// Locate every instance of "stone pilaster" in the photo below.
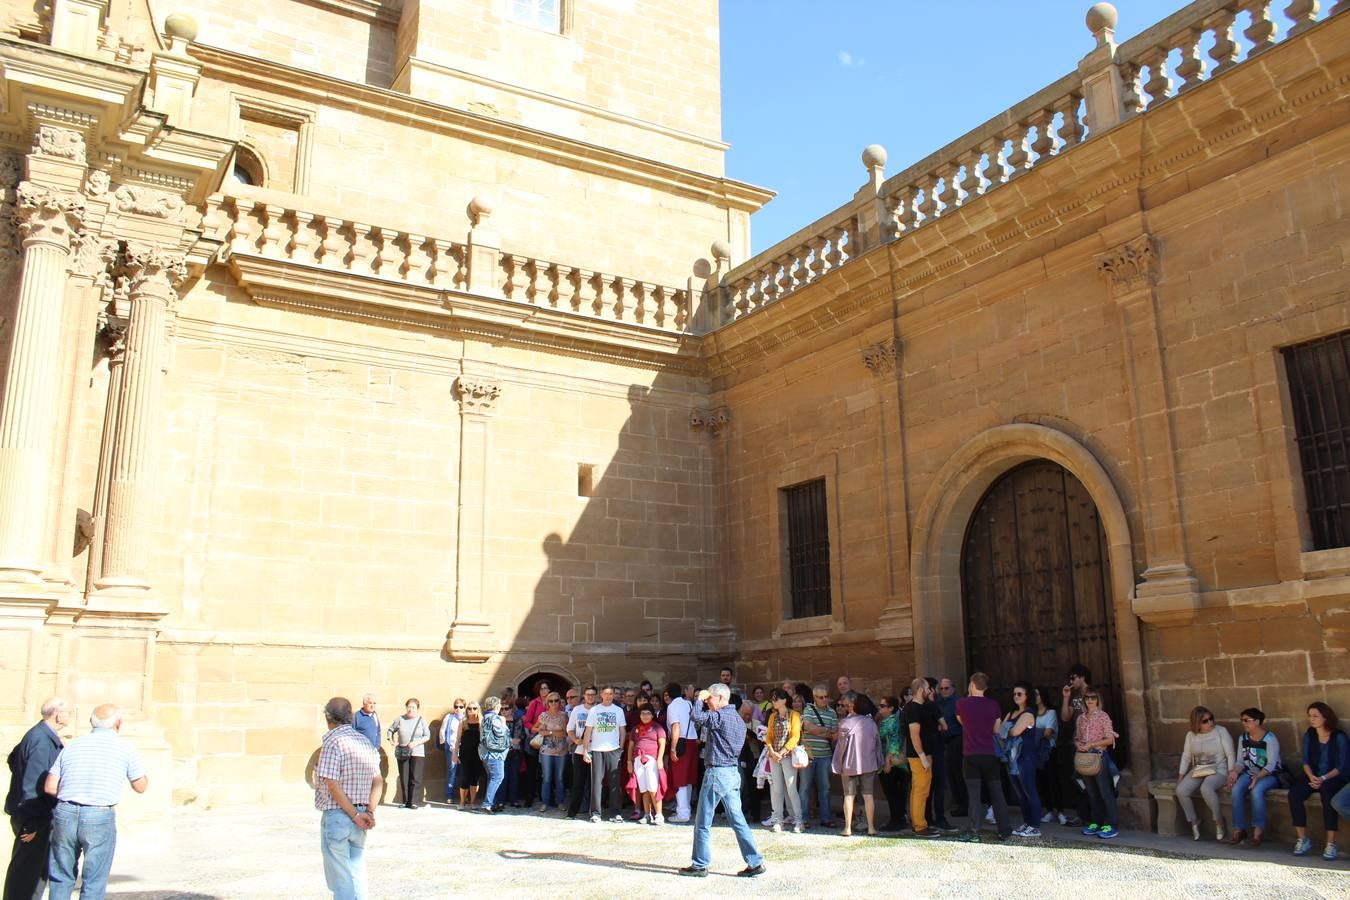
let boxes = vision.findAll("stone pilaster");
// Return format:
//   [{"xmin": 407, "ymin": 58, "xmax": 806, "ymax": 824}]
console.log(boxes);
[
  {"xmin": 689, "ymin": 405, "xmax": 733, "ymax": 650},
  {"xmin": 0, "ymin": 184, "xmax": 84, "ymax": 591},
  {"xmin": 445, "ymin": 374, "xmax": 501, "ymax": 661},
  {"xmin": 1098, "ymin": 234, "xmax": 1199, "ymax": 623},
  {"xmin": 87, "ymin": 245, "xmax": 184, "ymax": 613},
  {"xmin": 863, "ymin": 336, "xmax": 915, "ymax": 651}
]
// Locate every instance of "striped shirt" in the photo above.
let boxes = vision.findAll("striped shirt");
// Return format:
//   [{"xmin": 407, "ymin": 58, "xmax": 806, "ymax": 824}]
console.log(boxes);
[
  {"xmin": 801, "ymin": 704, "xmax": 837, "ymax": 759},
  {"xmin": 314, "ymin": 725, "xmax": 379, "ymax": 812},
  {"xmin": 50, "ymin": 729, "xmax": 145, "ymax": 807}
]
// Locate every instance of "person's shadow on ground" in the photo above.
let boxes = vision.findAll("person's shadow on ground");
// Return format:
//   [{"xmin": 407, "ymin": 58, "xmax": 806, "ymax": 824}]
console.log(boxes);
[{"xmin": 499, "ymin": 849, "xmax": 702, "ymax": 876}]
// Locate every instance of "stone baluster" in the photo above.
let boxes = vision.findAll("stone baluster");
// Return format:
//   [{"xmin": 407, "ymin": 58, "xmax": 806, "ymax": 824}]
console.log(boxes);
[
  {"xmin": 1243, "ymin": 1, "xmax": 1278, "ymax": 54},
  {"xmin": 1207, "ymin": 8, "xmax": 1241, "ymax": 74},
  {"xmin": 982, "ymin": 136, "xmax": 1011, "ymax": 188},
  {"xmin": 611, "ymin": 276, "xmax": 630, "ymax": 320},
  {"xmin": 887, "ymin": 187, "xmax": 917, "ymax": 235},
  {"xmin": 372, "ymin": 227, "xmax": 402, "ymax": 277},
  {"xmin": 1120, "ymin": 63, "xmax": 1144, "ymax": 117},
  {"xmin": 1054, "ymin": 93, "xmax": 1086, "ymax": 147},
  {"xmin": 674, "ymin": 288, "xmax": 690, "ymax": 331},
  {"xmin": 1284, "ymin": 0, "xmax": 1320, "ymax": 35},
  {"xmin": 1141, "ymin": 48, "xmax": 1174, "ymax": 107},
  {"xmin": 228, "ymin": 198, "xmax": 259, "ymax": 255},
  {"xmin": 588, "ymin": 271, "xmax": 607, "ymax": 316},
  {"xmin": 90, "ymin": 245, "xmax": 185, "ymax": 604},
  {"xmin": 633, "ymin": 280, "xmax": 650, "ymax": 324},
  {"xmin": 732, "ymin": 279, "xmax": 749, "ymax": 316},
  {"xmin": 1173, "ymin": 28, "xmax": 1207, "ymax": 93},
  {"xmin": 558, "ymin": 266, "xmax": 580, "ymax": 311},
  {"xmin": 806, "ymin": 234, "xmax": 828, "ymax": 280},
  {"xmin": 1004, "ymin": 124, "xmax": 1032, "ymax": 179},
  {"xmin": 775, "ymin": 253, "xmax": 795, "ymax": 296},
  {"xmin": 345, "ymin": 223, "xmax": 376, "ymax": 274},
  {"xmin": 287, "ymin": 211, "xmax": 318, "ymax": 263},
  {"xmin": 932, "ymin": 165, "xmax": 958, "ymax": 216},
  {"xmin": 1030, "ymin": 110, "xmax": 1056, "ymax": 163},
  {"xmin": 400, "ymin": 234, "xmax": 430, "ymax": 283},
  {"xmin": 823, "ymin": 224, "xmax": 847, "ymax": 269},
  {"xmin": 525, "ymin": 259, "xmax": 543, "ymax": 304},
  {"xmin": 543, "ymin": 263, "xmax": 562, "ymax": 308},
  {"xmin": 571, "ymin": 268, "xmax": 593, "ymax": 313},
  {"xmin": 428, "ymin": 238, "xmax": 458, "ymax": 288},
  {"xmin": 259, "ymin": 204, "xmax": 289, "ymax": 258},
  {"xmin": 0, "ymin": 185, "xmax": 84, "ymax": 588},
  {"xmin": 315, "ymin": 215, "xmax": 346, "ymax": 267},
  {"xmin": 957, "ymin": 152, "xmax": 984, "ymax": 202},
  {"xmin": 916, "ymin": 173, "xmax": 940, "ymax": 222}
]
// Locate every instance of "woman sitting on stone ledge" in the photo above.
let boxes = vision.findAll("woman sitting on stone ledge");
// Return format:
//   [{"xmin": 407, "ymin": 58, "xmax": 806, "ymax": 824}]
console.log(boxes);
[
  {"xmin": 1176, "ymin": 705, "xmax": 1234, "ymax": 842},
  {"xmin": 1226, "ymin": 708, "xmax": 1283, "ymax": 848},
  {"xmin": 1290, "ymin": 702, "xmax": 1348, "ymax": 861}
]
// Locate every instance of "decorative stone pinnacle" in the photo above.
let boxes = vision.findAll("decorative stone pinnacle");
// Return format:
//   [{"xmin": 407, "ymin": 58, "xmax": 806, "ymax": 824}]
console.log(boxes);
[
  {"xmin": 862, "ymin": 144, "xmax": 888, "ymax": 171},
  {"xmin": 468, "ymin": 195, "xmax": 494, "ymax": 227},
  {"xmin": 710, "ymin": 239, "xmax": 731, "ymax": 264},
  {"xmin": 1086, "ymin": 3, "xmax": 1118, "ymax": 46},
  {"xmin": 164, "ymin": 12, "xmax": 199, "ymax": 42}
]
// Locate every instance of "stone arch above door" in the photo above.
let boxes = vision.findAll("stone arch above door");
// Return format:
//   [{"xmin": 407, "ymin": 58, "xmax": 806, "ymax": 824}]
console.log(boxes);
[{"xmin": 909, "ymin": 423, "xmax": 1149, "ymax": 794}]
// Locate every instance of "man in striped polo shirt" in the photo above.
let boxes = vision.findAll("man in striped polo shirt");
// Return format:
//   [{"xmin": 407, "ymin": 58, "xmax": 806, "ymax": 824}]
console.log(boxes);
[
  {"xmin": 42, "ymin": 704, "xmax": 147, "ymax": 900},
  {"xmin": 315, "ymin": 696, "xmax": 382, "ymax": 900}
]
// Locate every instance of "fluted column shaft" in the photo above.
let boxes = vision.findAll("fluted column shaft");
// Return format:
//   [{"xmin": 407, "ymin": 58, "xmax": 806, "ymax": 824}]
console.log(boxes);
[
  {"xmin": 0, "ymin": 186, "xmax": 83, "ymax": 584},
  {"xmin": 94, "ymin": 248, "xmax": 182, "ymax": 595}
]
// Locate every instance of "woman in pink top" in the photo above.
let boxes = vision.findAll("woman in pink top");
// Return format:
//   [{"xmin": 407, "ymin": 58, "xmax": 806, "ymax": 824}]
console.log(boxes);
[
  {"xmin": 832, "ymin": 692, "xmax": 885, "ymax": 836},
  {"xmin": 1073, "ymin": 692, "xmax": 1120, "ymax": 839},
  {"xmin": 626, "ymin": 704, "xmax": 668, "ymax": 825}
]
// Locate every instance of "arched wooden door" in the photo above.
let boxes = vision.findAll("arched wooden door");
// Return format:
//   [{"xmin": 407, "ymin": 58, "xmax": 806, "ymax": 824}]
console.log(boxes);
[{"xmin": 960, "ymin": 460, "xmax": 1127, "ymax": 765}]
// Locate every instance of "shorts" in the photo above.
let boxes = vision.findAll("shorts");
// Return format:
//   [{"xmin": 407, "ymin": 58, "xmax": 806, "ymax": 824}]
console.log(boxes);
[
  {"xmin": 841, "ymin": 770, "xmax": 876, "ymax": 797},
  {"xmin": 634, "ymin": 755, "xmax": 661, "ymax": 793}
]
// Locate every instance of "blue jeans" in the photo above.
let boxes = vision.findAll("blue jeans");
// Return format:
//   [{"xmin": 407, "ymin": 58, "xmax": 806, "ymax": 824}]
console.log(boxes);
[
  {"xmin": 1013, "ymin": 761, "xmax": 1042, "ymax": 827},
  {"xmin": 690, "ymin": 766, "xmax": 763, "ymax": 871},
  {"xmin": 1333, "ymin": 782, "xmax": 1350, "ymax": 821},
  {"xmin": 445, "ymin": 758, "xmax": 459, "ymax": 801},
  {"xmin": 797, "ymin": 755, "xmax": 833, "ymax": 822},
  {"xmin": 540, "ymin": 753, "xmax": 566, "ymax": 806},
  {"xmin": 482, "ymin": 755, "xmax": 506, "ymax": 810},
  {"xmin": 48, "ymin": 801, "xmax": 116, "ymax": 900},
  {"xmin": 319, "ymin": 808, "xmax": 367, "ymax": 900},
  {"xmin": 1231, "ymin": 771, "xmax": 1278, "ymax": 829},
  {"xmin": 1082, "ymin": 765, "xmax": 1117, "ymax": 828}
]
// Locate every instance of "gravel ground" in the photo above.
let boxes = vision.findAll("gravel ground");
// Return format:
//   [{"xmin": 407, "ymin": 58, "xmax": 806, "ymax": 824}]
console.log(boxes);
[{"xmin": 99, "ymin": 803, "xmax": 1349, "ymax": 899}]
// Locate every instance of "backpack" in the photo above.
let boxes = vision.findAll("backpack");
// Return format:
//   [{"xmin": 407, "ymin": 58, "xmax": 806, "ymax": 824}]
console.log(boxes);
[{"xmin": 480, "ymin": 713, "xmax": 510, "ymax": 755}]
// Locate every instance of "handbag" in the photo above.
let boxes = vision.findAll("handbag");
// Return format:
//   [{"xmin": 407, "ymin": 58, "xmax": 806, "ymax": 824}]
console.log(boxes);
[
  {"xmin": 790, "ymin": 745, "xmax": 810, "ymax": 769},
  {"xmin": 394, "ymin": 744, "xmax": 410, "ymax": 761},
  {"xmin": 529, "ymin": 732, "xmax": 545, "ymax": 750},
  {"xmin": 1074, "ymin": 750, "xmax": 1103, "ymax": 777},
  {"xmin": 1188, "ymin": 764, "xmax": 1217, "ymax": 779}
]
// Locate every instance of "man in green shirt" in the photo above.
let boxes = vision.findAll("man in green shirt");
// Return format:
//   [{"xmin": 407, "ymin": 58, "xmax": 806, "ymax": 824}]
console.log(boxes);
[{"xmin": 797, "ymin": 684, "xmax": 838, "ymax": 827}]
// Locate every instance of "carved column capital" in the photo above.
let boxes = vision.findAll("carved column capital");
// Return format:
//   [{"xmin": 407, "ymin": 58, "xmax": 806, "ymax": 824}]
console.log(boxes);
[
  {"xmin": 690, "ymin": 407, "xmax": 730, "ymax": 437},
  {"xmin": 861, "ymin": 337, "xmax": 899, "ymax": 375},
  {"xmin": 1096, "ymin": 235, "xmax": 1156, "ymax": 300},
  {"xmin": 14, "ymin": 183, "xmax": 85, "ymax": 251},
  {"xmin": 454, "ymin": 376, "xmax": 501, "ymax": 414},
  {"xmin": 123, "ymin": 243, "xmax": 187, "ymax": 303}
]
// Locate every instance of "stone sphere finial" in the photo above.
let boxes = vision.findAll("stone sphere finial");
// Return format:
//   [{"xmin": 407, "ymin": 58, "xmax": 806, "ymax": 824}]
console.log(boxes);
[
  {"xmin": 1085, "ymin": 3, "xmax": 1117, "ymax": 35},
  {"xmin": 164, "ymin": 12, "xmax": 199, "ymax": 42},
  {"xmin": 862, "ymin": 144, "xmax": 887, "ymax": 170},
  {"xmin": 710, "ymin": 239, "xmax": 731, "ymax": 263},
  {"xmin": 468, "ymin": 195, "xmax": 493, "ymax": 224}
]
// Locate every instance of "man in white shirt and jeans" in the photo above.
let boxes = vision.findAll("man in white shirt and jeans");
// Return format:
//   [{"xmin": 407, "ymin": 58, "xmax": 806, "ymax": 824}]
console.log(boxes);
[{"xmin": 582, "ymin": 686, "xmax": 627, "ymax": 823}]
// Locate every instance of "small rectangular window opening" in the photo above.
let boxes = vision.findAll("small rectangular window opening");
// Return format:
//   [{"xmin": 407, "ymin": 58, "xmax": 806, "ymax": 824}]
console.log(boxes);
[
  {"xmin": 782, "ymin": 478, "xmax": 832, "ymax": 619},
  {"xmin": 578, "ymin": 463, "xmax": 596, "ymax": 498},
  {"xmin": 1282, "ymin": 329, "xmax": 1350, "ymax": 550}
]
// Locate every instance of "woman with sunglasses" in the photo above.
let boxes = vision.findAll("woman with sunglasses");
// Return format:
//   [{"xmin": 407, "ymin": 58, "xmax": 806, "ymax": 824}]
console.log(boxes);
[
  {"xmin": 1004, "ymin": 682, "xmax": 1043, "ymax": 838},
  {"xmin": 1176, "ymin": 705, "xmax": 1234, "ymax": 841},
  {"xmin": 533, "ymin": 693, "xmax": 570, "ymax": 811},
  {"xmin": 1226, "ymin": 707, "xmax": 1282, "ymax": 848},
  {"xmin": 440, "ymin": 698, "xmax": 466, "ymax": 804},
  {"xmin": 452, "ymin": 701, "xmax": 484, "ymax": 808},
  {"xmin": 876, "ymin": 695, "xmax": 909, "ymax": 832},
  {"xmin": 1073, "ymin": 692, "xmax": 1119, "ymax": 839}
]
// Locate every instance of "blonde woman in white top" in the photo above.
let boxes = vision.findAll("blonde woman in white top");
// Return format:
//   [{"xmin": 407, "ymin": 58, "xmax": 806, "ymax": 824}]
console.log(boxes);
[{"xmin": 1177, "ymin": 705, "xmax": 1235, "ymax": 841}]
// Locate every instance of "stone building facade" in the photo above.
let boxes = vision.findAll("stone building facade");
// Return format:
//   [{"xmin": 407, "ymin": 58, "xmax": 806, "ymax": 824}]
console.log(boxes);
[{"xmin": 0, "ymin": 0, "xmax": 1346, "ymax": 837}]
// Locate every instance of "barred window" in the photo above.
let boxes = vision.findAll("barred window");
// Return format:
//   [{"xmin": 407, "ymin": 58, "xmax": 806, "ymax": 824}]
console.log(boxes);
[
  {"xmin": 507, "ymin": 0, "xmax": 562, "ymax": 33},
  {"xmin": 783, "ymin": 479, "xmax": 831, "ymax": 619},
  {"xmin": 1283, "ymin": 330, "xmax": 1350, "ymax": 550}
]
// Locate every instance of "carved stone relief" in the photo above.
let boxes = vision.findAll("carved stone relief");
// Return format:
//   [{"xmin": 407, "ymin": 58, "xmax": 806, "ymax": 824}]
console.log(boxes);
[
  {"xmin": 1097, "ymin": 235, "xmax": 1156, "ymax": 299},
  {"xmin": 33, "ymin": 125, "xmax": 86, "ymax": 162},
  {"xmin": 454, "ymin": 376, "xmax": 501, "ymax": 414},
  {"xmin": 112, "ymin": 185, "xmax": 185, "ymax": 220},
  {"xmin": 861, "ymin": 337, "xmax": 898, "ymax": 374},
  {"xmin": 690, "ymin": 407, "xmax": 730, "ymax": 436}
]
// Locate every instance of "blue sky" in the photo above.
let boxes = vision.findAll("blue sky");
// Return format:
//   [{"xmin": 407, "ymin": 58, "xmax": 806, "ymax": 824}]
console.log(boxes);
[{"xmin": 721, "ymin": 1, "xmax": 1184, "ymax": 253}]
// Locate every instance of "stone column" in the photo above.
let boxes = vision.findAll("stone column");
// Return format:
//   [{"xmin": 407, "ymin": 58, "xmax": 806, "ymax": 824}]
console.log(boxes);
[
  {"xmin": 445, "ymin": 374, "xmax": 500, "ymax": 661},
  {"xmin": 89, "ymin": 245, "xmax": 184, "ymax": 606},
  {"xmin": 863, "ymin": 337, "xmax": 915, "ymax": 652},
  {"xmin": 0, "ymin": 185, "xmax": 84, "ymax": 589},
  {"xmin": 689, "ymin": 405, "xmax": 733, "ymax": 650},
  {"xmin": 1099, "ymin": 234, "xmax": 1199, "ymax": 624}
]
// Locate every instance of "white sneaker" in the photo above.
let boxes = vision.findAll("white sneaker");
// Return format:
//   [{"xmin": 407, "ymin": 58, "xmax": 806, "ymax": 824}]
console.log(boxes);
[
  {"xmin": 1057, "ymin": 812, "xmax": 1068, "ymax": 826},
  {"xmin": 792, "ymin": 822, "xmax": 804, "ymax": 834},
  {"xmin": 761, "ymin": 817, "xmax": 775, "ymax": 827},
  {"xmin": 538, "ymin": 804, "xmax": 548, "ymax": 812},
  {"xmin": 1021, "ymin": 826, "xmax": 1041, "ymax": 838},
  {"xmin": 589, "ymin": 813, "xmax": 600, "ymax": 824},
  {"xmin": 653, "ymin": 813, "xmax": 664, "ymax": 826},
  {"xmin": 1041, "ymin": 811, "xmax": 1055, "ymax": 823},
  {"xmin": 611, "ymin": 814, "xmax": 626, "ymax": 823},
  {"xmin": 985, "ymin": 808, "xmax": 995, "ymax": 824},
  {"xmin": 770, "ymin": 822, "xmax": 782, "ymax": 833},
  {"xmin": 671, "ymin": 814, "xmax": 691, "ymax": 823}
]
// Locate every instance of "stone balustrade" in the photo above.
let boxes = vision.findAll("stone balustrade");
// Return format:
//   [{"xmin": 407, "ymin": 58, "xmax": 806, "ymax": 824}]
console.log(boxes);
[
  {"xmin": 1116, "ymin": 0, "xmax": 1339, "ymax": 111},
  {"xmin": 714, "ymin": 0, "xmax": 1346, "ymax": 327},
  {"xmin": 207, "ymin": 195, "xmax": 692, "ymax": 333}
]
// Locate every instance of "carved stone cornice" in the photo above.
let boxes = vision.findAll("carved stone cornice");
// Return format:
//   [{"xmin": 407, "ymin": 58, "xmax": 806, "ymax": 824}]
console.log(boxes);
[
  {"xmin": 1096, "ymin": 235, "xmax": 1156, "ymax": 300},
  {"xmin": 112, "ymin": 184, "xmax": 185, "ymax": 220},
  {"xmin": 123, "ymin": 243, "xmax": 187, "ymax": 303},
  {"xmin": 454, "ymin": 376, "xmax": 501, "ymax": 414},
  {"xmin": 14, "ymin": 183, "xmax": 85, "ymax": 251},
  {"xmin": 861, "ymin": 337, "xmax": 898, "ymax": 375},
  {"xmin": 690, "ymin": 406, "xmax": 730, "ymax": 436}
]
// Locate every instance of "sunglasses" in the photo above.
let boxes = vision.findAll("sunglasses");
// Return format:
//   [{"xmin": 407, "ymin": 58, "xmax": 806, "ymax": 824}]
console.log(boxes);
[
  {"xmin": 548, "ymin": 699, "xmax": 562, "ymax": 704},
  {"xmin": 454, "ymin": 705, "xmax": 465, "ymax": 709},
  {"xmin": 1200, "ymin": 716, "xmax": 1214, "ymax": 724}
]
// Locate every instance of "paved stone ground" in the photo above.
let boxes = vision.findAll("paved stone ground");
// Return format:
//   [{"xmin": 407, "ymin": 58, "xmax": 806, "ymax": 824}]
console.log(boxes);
[{"xmin": 96, "ymin": 803, "xmax": 1349, "ymax": 899}]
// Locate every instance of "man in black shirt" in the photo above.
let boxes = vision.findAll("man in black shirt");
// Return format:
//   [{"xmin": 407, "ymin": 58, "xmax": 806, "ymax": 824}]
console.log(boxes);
[
  {"xmin": 904, "ymin": 678, "xmax": 941, "ymax": 837},
  {"xmin": 4, "ymin": 697, "xmax": 68, "ymax": 900}
]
